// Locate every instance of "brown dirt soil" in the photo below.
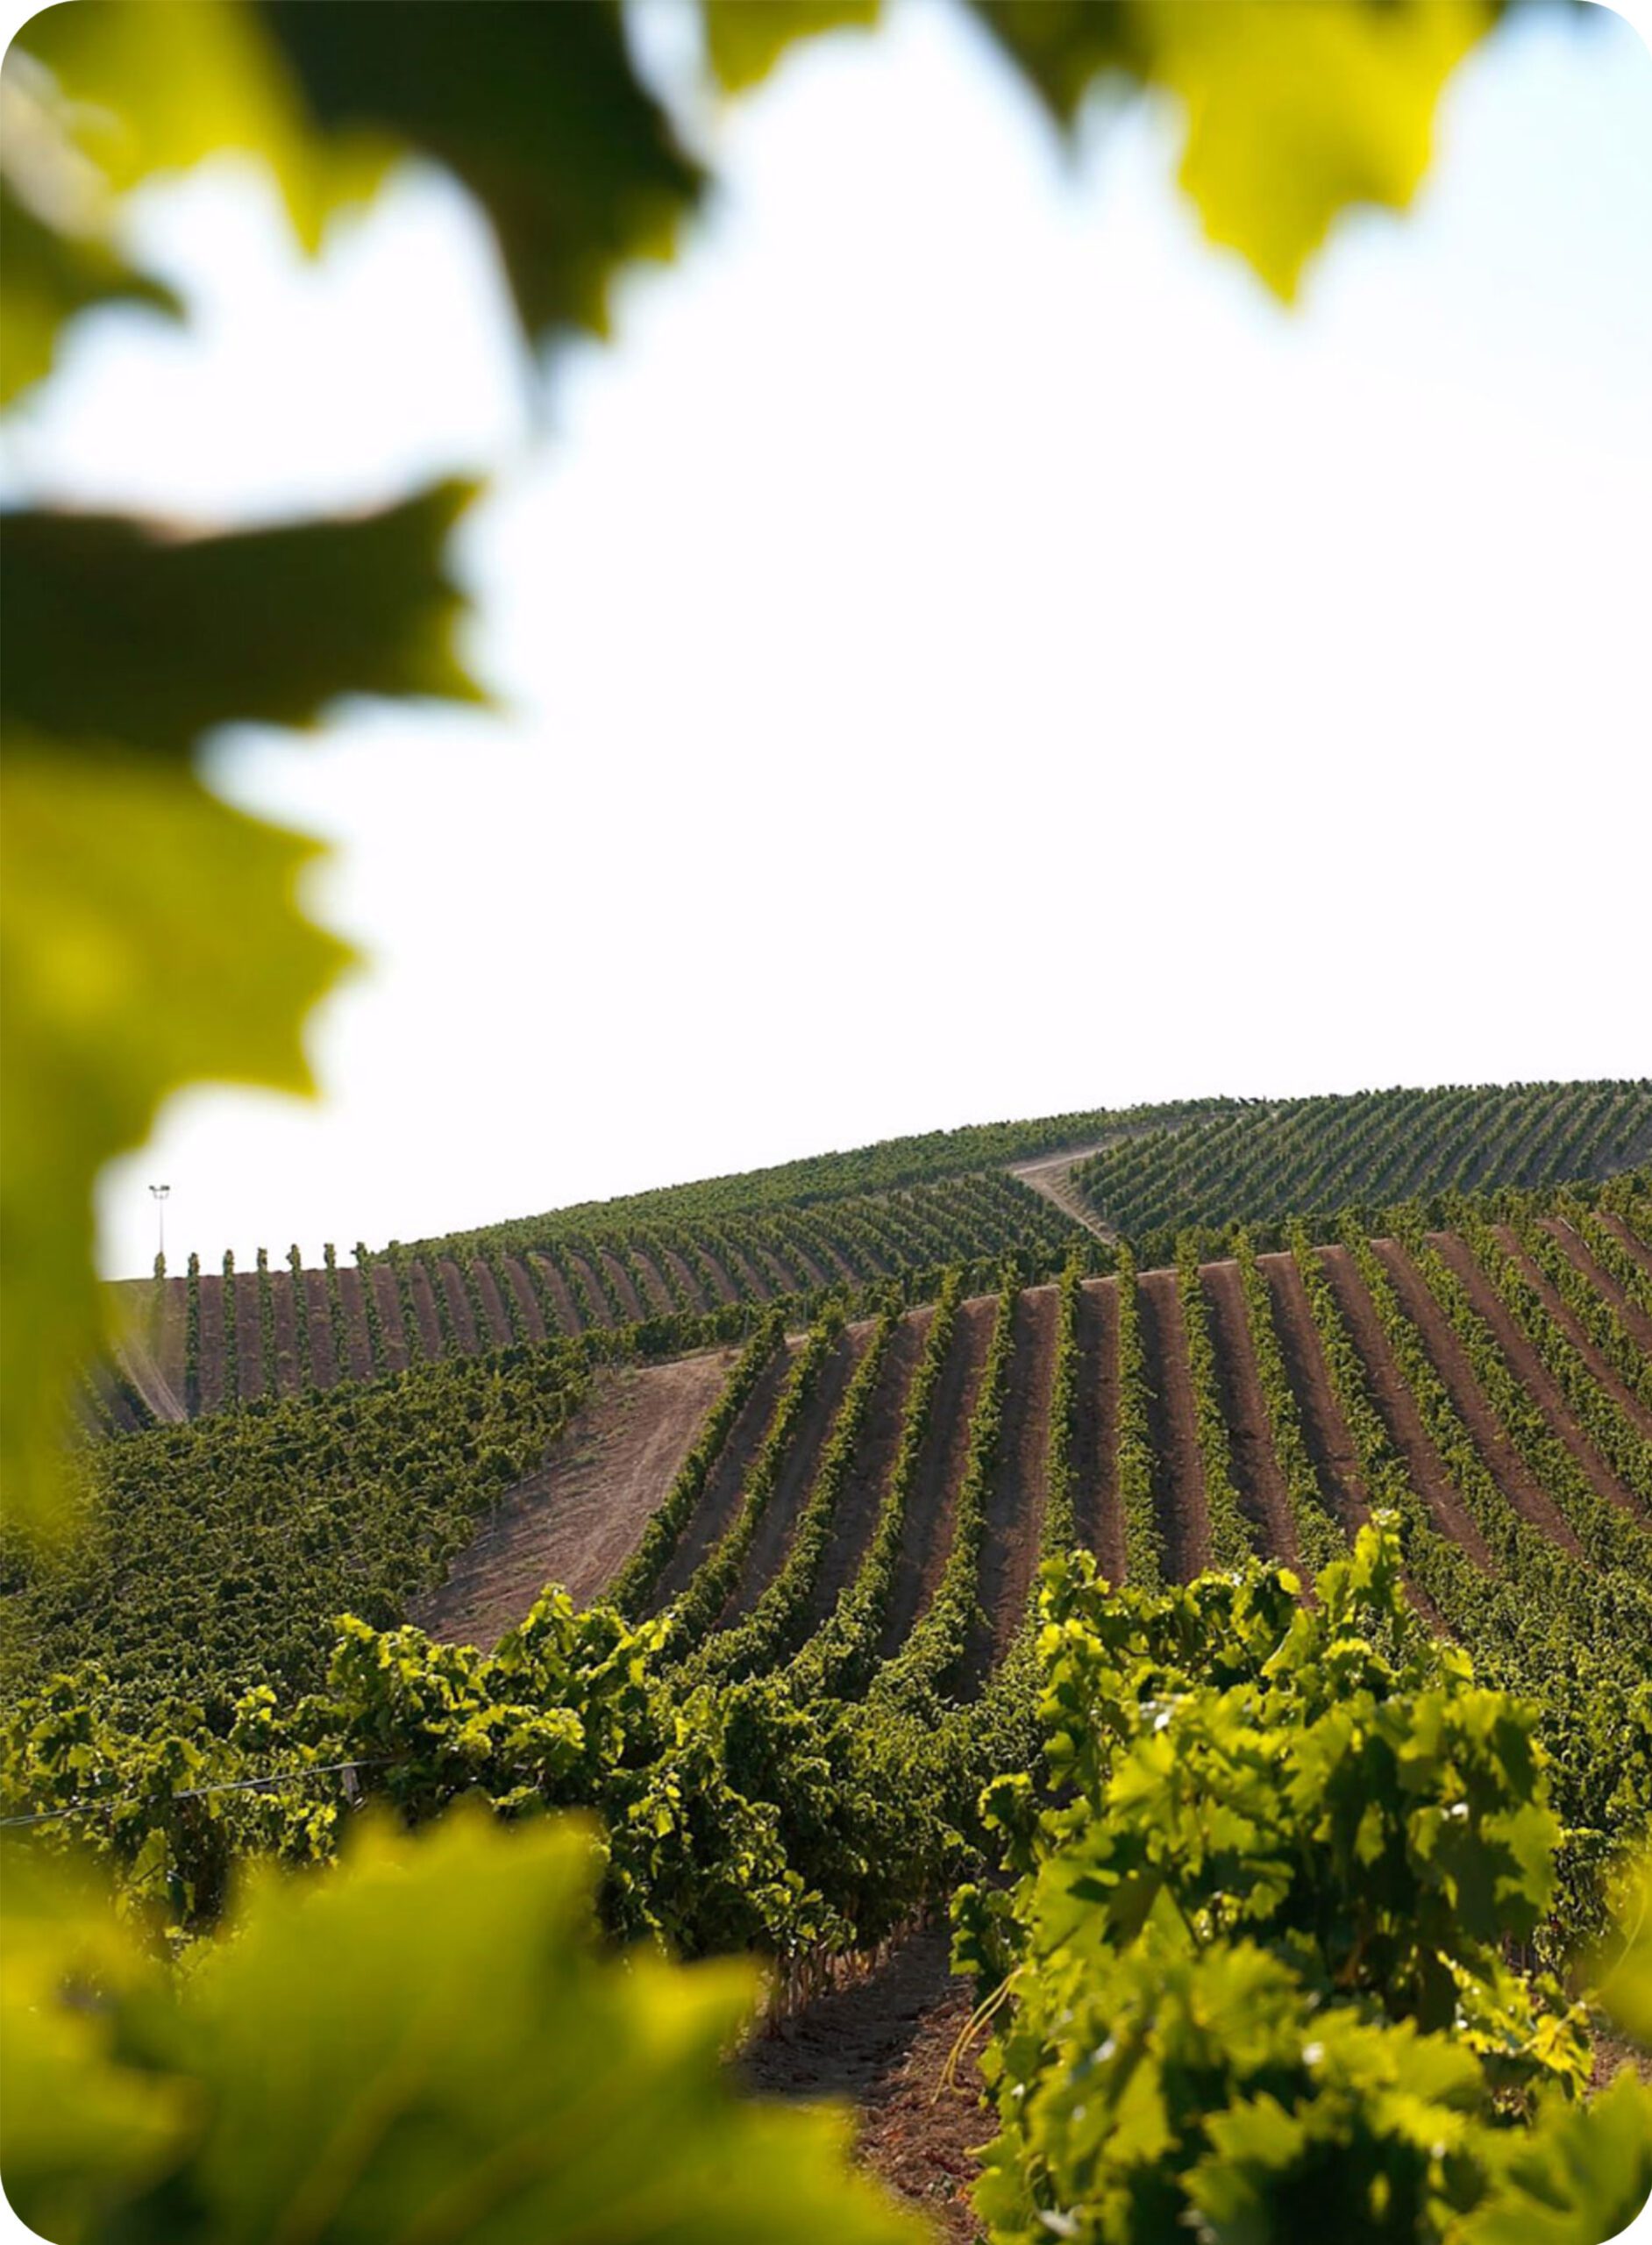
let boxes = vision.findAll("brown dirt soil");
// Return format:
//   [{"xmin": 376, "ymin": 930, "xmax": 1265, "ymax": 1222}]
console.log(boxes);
[
  {"xmin": 410, "ymin": 1350, "xmax": 738, "ymax": 1643},
  {"xmin": 647, "ymin": 1344, "xmax": 800, "ymax": 1610},
  {"xmin": 565, "ymin": 1248, "xmax": 618, "ymax": 1326},
  {"xmin": 714, "ymin": 1237, "xmax": 777, "ymax": 1306},
  {"xmin": 632, "ymin": 1250, "xmax": 678, "ymax": 1318},
  {"xmin": 1200, "ymin": 1260, "xmax": 1297, "ymax": 1565},
  {"xmin": 304, "ymin": 1268, "xmax": 339, "ymax": 1389},
  {"xmin": 1543, "ymin": 1220, "xmax": 1652, "ymax": 1354},
  {"xmin": 1008, "ymin": 1144, "xmax": 1118, "ymax": 1243},
  {"xmin": 1600, "ymin": 1209, "xmax": 1652, "ymax": 1280},
  {"xmin": 678, "ymin": 1244, "xmax": 733, "ymax": 1308},
  {"xmin": 1075, "ymin": 1278, "xmax": 1122, "ymax": 1579},
  {"xmin": 367, "ymin": 1264, "xmax": 408, "ymax": 1375},
  {"xmin": 594, "ymin": 1248, "xmax": 644, "ymax": 1324},
  {"xmin": 113, "ymin": 1333, "xmax": 187, "ymax": 1424},
  {"xmin": 503, "ymin": 1256, "xmax": 549, "ymax": 1343},
  {"xmin": 1136, "ymin": 1269, "xmax": 1209, "ymax": 1583},
  {"xmin": 237, "ymin": 1270, "xmax": 267, "ymax": 1399},
  {"xmin": 407, "ymin": 1258, "xmax": 447, "ymax": 1358},
  {"xmin": 526, "ymin": 1251, "xmax": 581, "ymax": 1336},
  {"xmin": 472, "ymin": 1258, "xmax": 516, "ymax": 1348},
  {"xmin": 1495, "ymin": 1225, "xmax": 1652, "ymax": 1442},
  {"xmin": 436, "ymin": 1258, "xmax": 480, "ymax": 1351},
  {"xmin": 155, "ymin": 1275, "xmax": 189, "ymax": 1396},
  {"xmin": 1257, "ymin": 1254, "xmax": 1369, "ymax": 1533},
  {"xmin": 1316, "ymin": 1246, "xmax": 1495, "ymax": 1569},
  {"xmin": 270, "ymin": 1272, "xmax": 303, "ymax": 1397},
  {"xmin": 742, "ymin": 1927, "xmax": 986, "ymax": 2243},
  {"xmin": 1427, "ymin": 1232, "xmax": 1642, "ymax": 1519},
  {"xmin": 965, "ymin": 1285, "xmax": 1059, "ymax": 1686},
  {"xmin": 197, "ymin": 1273, "xmax": 227, "ymax": 1413},
  {"xmin": 805, "ymin": 1310, "xmax": 930, "ymax": 1632},
  {"xmin": 332, "ymin": 1266, "xmax": 375, "ymax": 1383},
  {"xmin": 1371, "ymin": 1240, "xmax": 1580, "ymax": 1555},
  {"xmin": 879, "ymin": 1297, "xmax": 997, "ymax": 1658},
  {"xmin": 722, "ymin": 1325, "xmax": 871, "ymax": 1625}
]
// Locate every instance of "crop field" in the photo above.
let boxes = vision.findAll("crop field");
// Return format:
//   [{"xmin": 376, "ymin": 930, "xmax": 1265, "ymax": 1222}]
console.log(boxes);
[
  {"xmin": 96, "ymin": 1080, "xmax": 1651, "ymax": 1430},
  {"xmin": 13, "ymin": 1087, "xmax": 1652, "ymax": 2241}
]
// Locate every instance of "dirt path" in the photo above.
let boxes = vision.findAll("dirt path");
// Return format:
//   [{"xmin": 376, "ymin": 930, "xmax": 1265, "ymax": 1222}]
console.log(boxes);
[
  {"xmin": 472, "ymin": 1259, "xmax": 515, "ymax": 1347},
  {"xmin": 1317, "ymin": 1246, "xmax": 1495, "ymax": 1568},
  {"xmin": 742, "ymin": 1926, "xmax": 984, "ymax": 2243},
  {"xmin": 270, "ymin": 1272, "xmax": 303, "ymax": 1396},
  {"xmin": 1428, "ymin": 1232, "xmax": 1643, "ymax": 1519},
  {"xmin": 805, "ymin": 1310, "xmax": 929, "ymax": 1632},
  {"xmin": 1136, "ymin": 1268, "xmax": 1208, "ymax": 1581},
  {"xmin": 879, "ymin": 1297, "xmax": 996, "ymax": 1658},
  {"xmin": 1201, "ymin": 1259, "xmax": 1296, "ymax": 1565},
  {"xmin": 527, "ymin": 1251, "xmax": 582, "ymax": 1336},
  {"xmin": 1542, "ymin": 1221, "xmax": 1652, "ymax": 1354},
  {"xmin": 648, "ymin": 1346, "xmax": 798, "ymax": 1609},
  {"xmin": 965, "ymin": 1285, "xmax": 1058, "ymax": 1686},
  {"xmin": 1600, "ymin": 1210, "xmax": 1652, "ymax": 1282},
  {"xmin": 1372, "ymin": 1240, "xmax": 1580, "ymax": 1555},
  {"xmin": 1075, "ymin": 1277, "xmax": 1122, "ymax": 1579},
  {"xmin": 411, "ymin": 1351, "xmax": 737, "ymax": 1644},
  {"xmin": 1494, "ymin": 1225, "xmax": 1652, "ymax": 1441},
  {"xmin": 407, "ymin": 1258, "xmax": 446, "ymax": 1358},
  {"xmin": 499, "ymin": 1256, "xmax": 548, "ymax": 1345},
  {"xmin": 434, "ymin": 1258, "xmax": 478, "ymax": 1351},
  {"xmin": 112, "ymin": 1332, "xmax": 187, "ymax": 1424},
  {"xmin": 1007, "ymin": 1145, "xmax": 1116, "ymax": 1241},
  {"xmin": 238, "ymin": 1269, "xmax": 270, "ymax": 1396},
  {"xmin": 1257, "ymin": 1254, "xmax": 1368, "ymax": 1535},
  {"xmin": 723, "ymin": 1326, "xmax": 870, "ymax": 1625}
]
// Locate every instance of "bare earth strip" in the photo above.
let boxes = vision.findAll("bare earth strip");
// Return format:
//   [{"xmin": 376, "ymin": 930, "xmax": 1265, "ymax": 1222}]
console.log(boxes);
[
  {"xmin": 966, "ymin": 1283, "xmax": 1058, "ymax": 1686},
  {"xmin": 411, "ymin": 1351, "xmax": 739, "ymax": 1645},
  {"xmin": 722, "ymin": 1325, "xmax": 871, "ymax": 1625},
  {"xmin": 595, "ymin": 1249, "xmax": 644, "ymax": 1324},
  {"xmin": 333, "ymin": 1267, "xmax": 375, "ymax": 1383},
  {"xmin": 1427, "ymin": 1232, "xmax": 1643, "ymax": 1519},
  {"xmin": 237, "ymin": 1271, "xmax": 267, "ymax": 1400},
  {"xmin": 1007, "ymin": 1145, "xmax": 1117, "ymax": 1241},
  {"xmin": 1257, "ymin": 1254, "xmax": 1368, "ymax": 1535},
  {"xmin": 528, "ymin": 1252, "xmax": 581, "ymax": 1336},
  {"xmin": 372, "ymin": 1265, "xmax": 410, "ymax": 1376},
  {"xmin": 473, "ymin": 1259, "xmax": 516, "ymax": 1348},
  {"xmin": 436, "ymin": 1258, "xmax": 479, "ymax": 1351},
  {"xmin": 270, "ymin": 1274, "xmax": 303, "ymax": 1397},
  {"xmin": 1317, "ymin": 1246, "xmax": 1495, "ymax": 1569},
  {"xmin": 1136, "ymin": 1268, "xmax": 1209, "ymax": 1581},
  {"xmin": 879, "ymin": 1295, "xmax": 996, "ymax": 1658},
  {"xmin": 198, "ymin": 1274, "xmax": 227, "ymax": 1414},
  {"xmin": 1542, "ymin": 1221, "xmax": 1652, "ymax": 1354},
  {"xmin": 304, "ymin": 1269, "xmax": 339, "ymax": 1389},
  {"xmin": 1372, "ymin": 1240, "xmax": 1580, "ymax": 1556},
  {"xmin": 648, "ymin": 1345, "xmax": 800, "ymax": 1610},
  {"xmin": 1075, "ymin": 1277, "xmax": 1122, "ymax": 1579},
  {"xmin": 1493, "ymin": 1225, "xmax": 1652, "ymax": 1441},
  {"xmin": 742, "ymin": 1925, "xmax": 984, "ymax": 2244},
  {"xmin": 804, "ymin": 1310, "xmax": 929, "ymax": 1633},
  {"xmin": 1601, "ymin": 1211, "xmax": 1652, "ymax": 1281},
  {"xmin": 407, "ymin": 1259, "xmax": 446, "ymax": 1358},
  {"xmin": 501, "ymin": 1257, "xmax": 547, "ymax": 1344},
  {"xmin": 1200, "ymin": 1259, "xmax": 1297, "ymax": 1564}
]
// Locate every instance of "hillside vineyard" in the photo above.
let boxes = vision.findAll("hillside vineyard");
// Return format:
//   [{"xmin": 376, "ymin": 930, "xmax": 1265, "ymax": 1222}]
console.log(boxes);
[
  {"xmin": 91, "ymin": 1079, "xmax": 1650, "ymax": 1430},
  {"xmin": 8, "ymin": 1082, "xmax": 1652, "ymax": 2239}
]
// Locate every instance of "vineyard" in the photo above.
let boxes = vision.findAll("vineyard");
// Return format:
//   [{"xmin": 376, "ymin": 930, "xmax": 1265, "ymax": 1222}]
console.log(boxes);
[
  {"xmin": 10, "ymin": 1091, "xmax": 1652, "ymax": 2241},
  {"xmin": 96, "ymin": 1080, "xmax": 1651, "ymax": 1430}
]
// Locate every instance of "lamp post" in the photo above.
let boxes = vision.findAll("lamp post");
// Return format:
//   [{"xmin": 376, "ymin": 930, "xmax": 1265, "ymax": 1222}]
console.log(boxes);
[{"xmin": 149, "ymin": 1183, "xmax": 170, "ymax": 1267}]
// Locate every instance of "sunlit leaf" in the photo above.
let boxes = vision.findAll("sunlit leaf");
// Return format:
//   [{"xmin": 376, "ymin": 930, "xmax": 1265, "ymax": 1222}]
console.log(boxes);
[
  {"xmin": 0, "ymin": 176, "xmax": 182, "ymax": 407},
  {"xmin": 970, "ymin": 0, "xmax": 1492, "ymax": 300},
  {"xmin": 701, "ymin": 0, "xmax": 882, "ymax": 94},
  {"xmin": 7, "ymin": 0, "xmax": 377, "ymax": 251},
  {"xmin": 0, "ymin": 735, "xmax": 353, "ymax": 1534},
  {"xmin": 1460, "ymin": 2070, "xmax": 1652, "ymax": 2245},
  {"xmin": 1, "ymin": 483, "xmax": 484, "ymax": 757},
  {"xmin": 258, "ymin": 0, "xmax": 706, "ymax": 339},
  {"xmin": 1592, "ymin": 1853, "xmax": 1652, "ymax": 2050}
]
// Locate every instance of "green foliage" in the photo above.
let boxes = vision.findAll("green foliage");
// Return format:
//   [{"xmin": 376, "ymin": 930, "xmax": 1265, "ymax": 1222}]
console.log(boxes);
[
  {"xmin": 952, "ymin": 1518, "xmax": 1651, "ymax": 2245},
  {"xmin": 0, "ymin": 1807, "xmax": 923, "ymax": 2245}
]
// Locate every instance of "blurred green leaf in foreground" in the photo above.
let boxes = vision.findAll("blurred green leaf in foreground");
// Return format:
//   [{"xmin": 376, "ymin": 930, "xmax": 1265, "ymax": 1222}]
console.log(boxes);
[{"xmin": 0, "ymin": 1805, "xmax": 925, "ymax": 2245}]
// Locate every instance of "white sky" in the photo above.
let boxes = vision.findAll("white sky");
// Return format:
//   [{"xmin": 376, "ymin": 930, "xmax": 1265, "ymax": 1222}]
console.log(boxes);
[{"xmin": 3, "ymin": 1, "xmax": 1648, "ymax": 1278}]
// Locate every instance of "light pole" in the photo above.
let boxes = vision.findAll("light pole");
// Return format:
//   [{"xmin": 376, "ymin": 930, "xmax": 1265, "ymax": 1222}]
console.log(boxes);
[{"xmin": 149, "ymin": 1183, "xmax": 170, "ymax": 1267}]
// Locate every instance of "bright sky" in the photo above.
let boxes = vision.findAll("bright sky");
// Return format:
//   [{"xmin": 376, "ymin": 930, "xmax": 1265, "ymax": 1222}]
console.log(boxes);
[{"xmin": 4, "ymin": 1, "xmax": 1647, "ymax": 1278}]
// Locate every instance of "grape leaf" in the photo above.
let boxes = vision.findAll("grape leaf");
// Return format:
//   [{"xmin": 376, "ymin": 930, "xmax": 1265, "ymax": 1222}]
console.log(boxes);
[
  {"xmin": 257, "ymin": 0, "xmax": 705, "ymax": 340},
  {"xmin": 102, "ymin": 1807, "xmax": 925, "ymax": 2245},
  {"xmin": 1459, "ymin": 2070, "xmax": 1652, "ymax": 2245},
  {"xmin": 0, "ymin": 734, "xmax": 353, "ymax": 1536},
  {"xmin": 0, "ymin": 177, "xmax": 182, "ymax": 408},
  {"xmin": 701, "ymin": 1, "xmax": 882, "ymax": 94},
  {"xmin": 0, "ymin": 483, "xmax": 483, "ymax": 758},
  {"xmin": 970, "ymin": 0, "xmax": 1492, "ymax": 300}
]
